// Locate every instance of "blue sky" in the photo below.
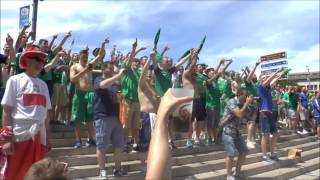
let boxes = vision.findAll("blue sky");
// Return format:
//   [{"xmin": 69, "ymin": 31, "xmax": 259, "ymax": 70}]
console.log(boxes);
[{"xmin": 1, "ymin": 0, "xmax": 319, "ymax": 73}]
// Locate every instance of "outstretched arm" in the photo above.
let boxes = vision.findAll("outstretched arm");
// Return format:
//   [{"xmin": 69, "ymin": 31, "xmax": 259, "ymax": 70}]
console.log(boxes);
[
  {"xmin": 175, "ymin": 52, "xmax": 191, "ymax": 70},
  {"xmin": 247, "ymin": 61, "xmax": 260, "ymax": 82},
  {"xmin": 48, "ymin": 34, "xmax": 58, "ymax": 50},
  {"xmin": 15, "ymin": 23, "xmax": 31, "ymax": 51},
  {"xmin": 146, "ymin": 89, "xmax": 193, "ymax": 180},
  {"xmin": 207, "ymin": 59, "xmax": 224, "ymax": 84},
  {"xmin": 90, "ymin": 37, "xmax": 109, "ymax": 66},
  {"xmin": 52, "ymin": 31, "xmax": 72, "ymax": 54},
  {"xmin": 262, "ymin": 67, "xmax": 284, "ymax": 87}
]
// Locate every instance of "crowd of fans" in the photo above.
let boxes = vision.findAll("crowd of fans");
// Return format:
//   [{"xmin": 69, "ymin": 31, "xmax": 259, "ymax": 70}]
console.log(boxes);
[{"xmin": 0, "ymin": 24, "xmax": 319, "ymax": 180}]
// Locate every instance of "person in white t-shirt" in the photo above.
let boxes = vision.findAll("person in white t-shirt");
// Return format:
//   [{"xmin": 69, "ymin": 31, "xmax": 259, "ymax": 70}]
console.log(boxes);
[{"xmin": 1, "ymin": 47, "xmax": 52, "ymax": 180}]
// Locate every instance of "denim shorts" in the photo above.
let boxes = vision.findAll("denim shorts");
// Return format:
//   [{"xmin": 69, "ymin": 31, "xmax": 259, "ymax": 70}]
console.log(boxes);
[
  {"xmin": 222, "ymin": 130, "xmax": 248, "ymax": 157},
  {"xmin": 260, "ymin": 111, "xmax": 277, "ymax": 135},
  {"xmin": 95, "ymin": 116, "xmax": 124, "ymax": 150},
  {"xmin": 315, "ymin": 117, "xmax": 320, "ymax": 127}
]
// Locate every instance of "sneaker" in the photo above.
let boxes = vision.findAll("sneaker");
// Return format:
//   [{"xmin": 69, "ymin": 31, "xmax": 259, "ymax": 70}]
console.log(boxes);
[
  {"xmin": 246, "ymin": 141, "xmax": 255, "ymax": 149},
  {"xmin": 226, "ymin": 175, "xmax": 235, "ymax": 180},
  {"xmin": 99, "ymin": 169, "xmax": 108, "ymax": 180},
  {"xmin": 74, "ymin": 140, "xmax": 82, "ymax": 148},
  {"xmin": 234, "ymin": 171, "xmax": 246, "ymax": 179},
  {"xmin": 113, "ymin": 169, "xmax": 128, "ymax": 177},
  {"xmin": 206, "ymin": 138, "xmax": 213, "ymax": 145},
  {"xmin": 262, "ymin": 155, "xmax": 276, "ymax": 163},
  {"xmin": 301, "ymin": 129, "xmax": 309, "ymax": 135},
  {"xmin": 169, "ymin": 140, "xmax": 177, "ymax": 149},
  {"xmin": 186, "ymin": 139, "xmax": 193, "ymax": 148},
  {"xmin": 296, "ymin": 130, "xmax": 303, "ymax": 135},
  {"xmin": 85, "ymin": 139, "xmax": 96, "ymax": 147},
  {"xmin": 132, "ymin": 144, "xmax": 139, "ymax": 153},
  {"xmin": 194, "ymin": 139, "xmax": 200, "ymax": 147},
  {"xmin": 270, "ymin": 155, "xmax": 280, "ymax": 161}
]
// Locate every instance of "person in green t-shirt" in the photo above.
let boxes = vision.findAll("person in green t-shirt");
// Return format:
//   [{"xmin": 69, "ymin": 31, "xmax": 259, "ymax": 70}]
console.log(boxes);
[
  {"xmin": 52, "ymin": 55, "xmax": 69, "ymax": 125},
  {"xmin": 217, "ymin": 60, "xmax": 233, "ymax": 116},
  {"xmin": 203, "ymin": 59, "xmax": 224, "ymax": 145},
  {"xmin": 151, "ymin": 46, "xmax": 190, "ymax": 149},
  {"xmin": 240, "ymin": 61, "xmax": 260, "ymax": 149},
  {"xmin": 120, "ymin": 39, "xmax": 147, "ymax": 152},
  {"xmin": 287, "ymin": 86, "xmax": 299, "ymax": 132}
]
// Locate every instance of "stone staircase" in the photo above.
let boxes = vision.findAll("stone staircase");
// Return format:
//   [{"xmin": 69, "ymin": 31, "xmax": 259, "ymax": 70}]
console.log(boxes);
[{"xmin": 48, "ymin": 125, "xmax": 320, "ymax": 180}]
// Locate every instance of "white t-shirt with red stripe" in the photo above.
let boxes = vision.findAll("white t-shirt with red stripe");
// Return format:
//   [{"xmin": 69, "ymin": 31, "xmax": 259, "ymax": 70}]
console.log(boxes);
[{"xmin": 1, "ymin": 73, "xmax": 52, "ymax": 123}]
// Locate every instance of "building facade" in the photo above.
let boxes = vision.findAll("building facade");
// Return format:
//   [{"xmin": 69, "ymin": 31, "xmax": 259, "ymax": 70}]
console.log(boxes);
[{"xmin": 288, "ymin": 71, "xmax": 320, "ymax": 92}]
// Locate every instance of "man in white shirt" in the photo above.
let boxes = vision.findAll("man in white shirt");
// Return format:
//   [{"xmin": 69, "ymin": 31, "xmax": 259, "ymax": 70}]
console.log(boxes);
[{"xmin": 1, "ymin": 47, "xmax": 52, "ymax": 179}]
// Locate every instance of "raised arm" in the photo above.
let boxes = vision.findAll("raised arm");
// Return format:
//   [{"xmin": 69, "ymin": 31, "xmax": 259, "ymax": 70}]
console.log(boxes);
[
  {"xmin": 127, "ymin": 38, "xmax": 138, "ymax": 65},
  {"xmin": 160, "ymin": 46, "xmax": 169, "ymax": 57},
  {"xmin": 52, "ymin": 31, "xmax": 72, "ymax": 54},
  {"xmin": 134, "ymin": 47, "xmax": 147, "ymax": 57},
  {"xmin": 43, "ymin": 51, "xmax": 64, "ymax": 72},
  {"xmin": 247, "ymin": 61, "xmax": 260, "ymax": 82},
  {"xmin": 146, "ymin": 89, "xmax": 193, "ymax": 180},
  {"xmin": 48, "ymin": 34, "xmax": 58, "ymax": 50},
  {"xmin": 221, "ymin": 59, "xmax": 232, "ymax": 73},
  {"xmin": 207, "ymin": 59, "xmax": 224, "ymax": 84},
  {"xmin": 90, "ymin": 37, "xmax": 109, "ymax": 66},
  {"xmin": 15, "ymin": 23, "xmax": 31, "ymax": 51},
  {"xmin": 262, "ymin": 67, "xmax": 284, "ymax": 87},
  {"xmin": 6, "ymin": 34, "xmax": 16, "ymax": 64}
]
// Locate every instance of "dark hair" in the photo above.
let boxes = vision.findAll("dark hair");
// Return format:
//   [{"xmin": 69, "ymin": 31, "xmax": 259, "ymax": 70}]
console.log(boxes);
[
  {"xmin": 236, "ymin": 88, "xmax": 248, "ymax": 97},
  {"xmin": 38, "ymin": 39, "xmax": 48, "ymax": 45},
  {"xmin": 140, "ymin": 56, "xmax": 148, "ymax": 61}
]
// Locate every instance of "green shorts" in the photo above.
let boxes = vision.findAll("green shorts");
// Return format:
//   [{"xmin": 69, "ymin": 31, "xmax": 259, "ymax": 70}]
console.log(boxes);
[{"xmin": 71, "ymin": 90, "xmax": 95, "ymax": 123}]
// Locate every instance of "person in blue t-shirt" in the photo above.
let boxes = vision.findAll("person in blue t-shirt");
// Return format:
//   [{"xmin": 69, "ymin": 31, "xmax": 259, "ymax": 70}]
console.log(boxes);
[
  {"xmin": 298, "ymin": 87, "xmax": 310, "ymax": 134},
  {"xmin": 311, "ymin": 91, "xmax": 320, "ymax": 140},
  {"xmin": 258, "ymin": 67, "xmax": 284, "ymax": 163},
  {"xmin": 93, "ymin": 62, "xmax": 128, "ymax": 179}
]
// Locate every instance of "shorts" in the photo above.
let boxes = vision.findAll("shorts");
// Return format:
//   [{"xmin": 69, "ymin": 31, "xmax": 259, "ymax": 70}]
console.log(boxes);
[
  {"xmin": 192, "ymin": 97, "xmax": 206, "ymax": 121},
  {"xmin": 51, "ymin": 83, "xmax": 68, "ymax": 106},
  {"xmin": 260, "ymin": 111, "xmax": 277, "ymax": 134},
  {"xmin": 314, "ymin": 117, "xmax": 320, "ymax": 127},
  {"xmin": 123, "ymin": 100, "xmax": 141, "ymax": 129},
  {"xmin": 299, "ymin": 109, "xmax": 308, "ymax": 121},
  {"xmin": 95, "ymin": 117, "xmax": 124, "ymax": 150},
  {"xmin": 222, "ymin": 131, "xmax": 248, "ymax": 157},
  {"xmin": 71, "ymin": 90, "xmax": 94, "ymax": 123},
  {"xmin": 288, "ymin": 109, "xmax": 298, "ymax": 120},
  {"xmin": 206, "ymin": 109, "xmax": 220, "ymax": 128}
]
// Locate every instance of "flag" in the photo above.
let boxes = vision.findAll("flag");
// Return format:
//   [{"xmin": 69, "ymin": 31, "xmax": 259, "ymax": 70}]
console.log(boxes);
[
  {"xmin": 179, "ymin": 49, "xmax": 191, "ymax": 60},
  {"xmin": 155, "ymin": 52, "xmax": 163, "ymax": 63},
  {"xmin": 154, "ymin": 28, "xmax": 161, "ymax": 49},
  {"xmin": 197, "ymin": 35, "xmax": 206, "ymax": 54}
]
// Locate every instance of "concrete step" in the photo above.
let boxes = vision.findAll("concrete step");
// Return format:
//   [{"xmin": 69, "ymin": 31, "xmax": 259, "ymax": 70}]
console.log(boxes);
[
  {"xmin": 50, "ymin": 130, "xmax": 303, "ymax": 151},
  {"xmin": 67, "ymin": 137, "xmax": 318, "ymax": 179},
  {"xmin": 247, "ymin": 157, "xmax": 320, "ymax": 180},
  {"xmin": 72, "ymin": 147, "xmax": 320, "ymax": 180},
  {"xmin": 289, "ymin": 169, "xmax": 320, "ymax": 180},
  {"xmin": 57, "ymin": 136, "xmax": 315, "ymax": 167},
  {"xmin": 176, "ymin": 147, "xmax": 319, "ymax": 180},
  {"xmin": 173, "ymin": 141, "xmax": 320, "ymax": 179}
]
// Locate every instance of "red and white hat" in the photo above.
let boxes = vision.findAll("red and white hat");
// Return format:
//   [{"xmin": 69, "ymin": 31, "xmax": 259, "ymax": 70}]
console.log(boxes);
[{"xmin": 19, "ymin": 47, "xmax": 47, "ymax": 69}]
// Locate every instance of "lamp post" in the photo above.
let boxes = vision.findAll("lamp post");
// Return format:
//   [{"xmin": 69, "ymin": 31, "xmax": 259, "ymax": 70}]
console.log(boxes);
[
  {"xmin": 306, "ymin": 65, "xmax": 310, "ymax": 90},
  {"xmin": 31, "ymin": 0, "xmax": 44, "ymax": 41}
]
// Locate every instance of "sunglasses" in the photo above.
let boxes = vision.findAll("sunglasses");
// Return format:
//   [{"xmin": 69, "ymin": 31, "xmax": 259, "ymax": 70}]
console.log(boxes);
[{"xmin": 29, "ymin": 56, "xmax": 45, "ymax": 63}]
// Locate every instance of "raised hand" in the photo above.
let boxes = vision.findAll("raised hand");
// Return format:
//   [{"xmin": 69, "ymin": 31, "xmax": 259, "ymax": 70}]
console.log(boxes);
[
  {"xmin": 6, "ymin": 34, "xmax": 14, "ymax": 46},
  {"xmin": 65, "ymin": 31, "xmax": 72, "ymax": 37},
  {"xmin": 52, "ymin": 34, "xmax": 58, "ymax": 39}
]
